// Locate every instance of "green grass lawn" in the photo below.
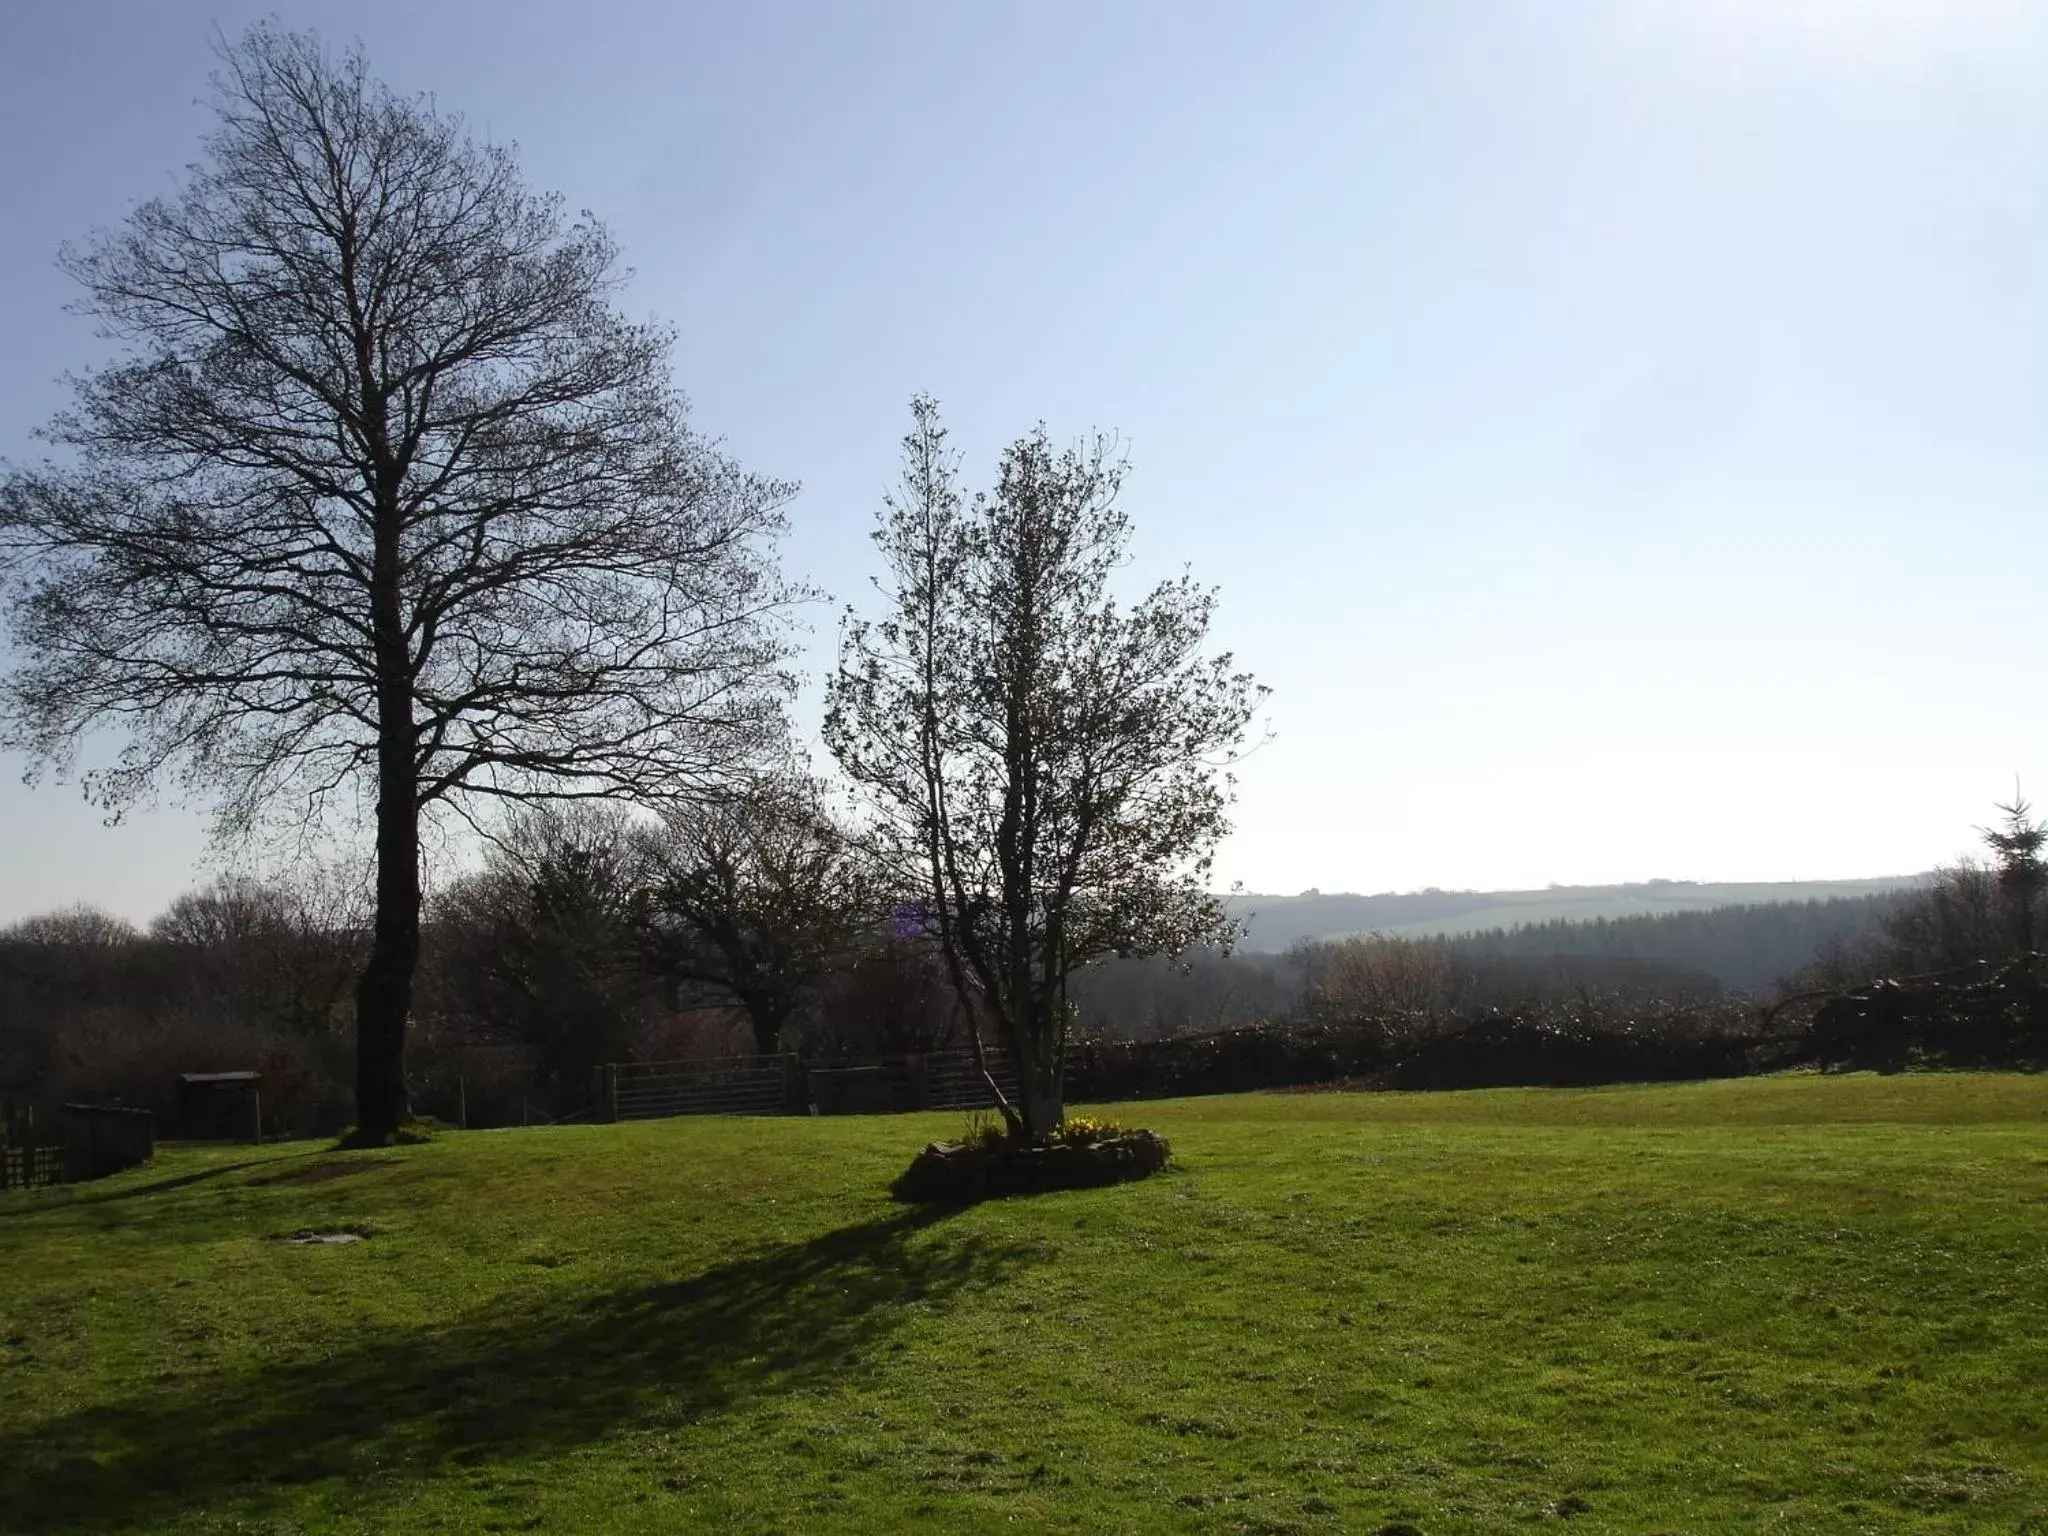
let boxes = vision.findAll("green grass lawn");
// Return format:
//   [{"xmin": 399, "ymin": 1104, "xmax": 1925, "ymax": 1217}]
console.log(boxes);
[{"xmin": 2, "ymin": 1074, "xmax": 2044, "ymax": 1534}]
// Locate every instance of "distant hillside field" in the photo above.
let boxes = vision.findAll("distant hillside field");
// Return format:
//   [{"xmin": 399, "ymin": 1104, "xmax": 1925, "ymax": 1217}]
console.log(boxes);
[{"xmin": 1230, "ymin": 875, "xmax": 1930, "ymax": 951}]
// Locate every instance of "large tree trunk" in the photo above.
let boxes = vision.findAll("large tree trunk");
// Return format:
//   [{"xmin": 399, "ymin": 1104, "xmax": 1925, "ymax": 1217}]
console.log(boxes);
[
  {"xmin": 746, "ymin": 997, "xmax": 788, "ymax": 1058},
  {"xmin": 353, "ymin": 751, "xmax": 420, "ymax": 1143},
  {"xmin": 353, "ymin": 513, "xmax": 419, "ymax": 1144}
]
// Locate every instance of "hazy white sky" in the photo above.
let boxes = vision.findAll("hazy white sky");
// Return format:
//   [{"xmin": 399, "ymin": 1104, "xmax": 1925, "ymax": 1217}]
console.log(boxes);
[{"xmin": 3, "ymin": 0, "xmax": 2045, "ymax": 924}]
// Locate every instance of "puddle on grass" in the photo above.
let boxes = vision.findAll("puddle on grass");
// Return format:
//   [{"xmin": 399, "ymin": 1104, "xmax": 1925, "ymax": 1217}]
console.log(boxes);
[{"xmin": 279, "ymin": 1227, "xmax": 372, "ymax": 1245}]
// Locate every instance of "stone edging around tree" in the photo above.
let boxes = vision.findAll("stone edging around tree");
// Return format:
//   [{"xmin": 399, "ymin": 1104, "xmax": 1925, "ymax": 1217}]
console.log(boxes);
[{"xmin": 891, "ymin": 1129, "xmax": 1172, "ymax": 1203}]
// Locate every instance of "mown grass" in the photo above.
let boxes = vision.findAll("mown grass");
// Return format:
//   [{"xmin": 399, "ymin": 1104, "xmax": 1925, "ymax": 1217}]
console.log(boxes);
[{"xmin": 2, "ymin": 1073, "xmax": 2044, "ymax": 1534}]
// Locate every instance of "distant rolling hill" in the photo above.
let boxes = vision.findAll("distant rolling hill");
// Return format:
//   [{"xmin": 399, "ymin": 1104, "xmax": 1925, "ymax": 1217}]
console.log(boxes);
[{"xmin": 1228, "ymin": 876, "xmax": 1932, "ymax": 952}]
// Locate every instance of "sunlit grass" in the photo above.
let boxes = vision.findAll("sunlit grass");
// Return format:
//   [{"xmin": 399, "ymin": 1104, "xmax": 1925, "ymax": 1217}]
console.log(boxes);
[{"xmin": 2, "ymin": 1073, "xmax": 2043, "ymax": 1532}]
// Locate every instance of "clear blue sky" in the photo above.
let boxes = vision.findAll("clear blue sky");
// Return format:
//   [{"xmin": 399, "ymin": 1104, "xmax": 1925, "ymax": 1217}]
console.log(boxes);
[{"xmin": 3, "ymin": 0, "xmax": 2045, "ymax": 924}]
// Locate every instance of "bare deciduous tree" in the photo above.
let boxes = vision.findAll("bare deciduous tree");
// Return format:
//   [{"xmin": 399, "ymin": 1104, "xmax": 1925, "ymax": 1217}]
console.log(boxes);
[
  {"xmin": 0, "ymin": 27, "xmax": 799, "ymax": 1142},
  {"xmin": 151, "ymin": 870, "xmax": 365, "ymax": 1039},
  {"xmin": 421, "ymin": 806, "xmax": 657, "ymax": 1103},
  {"xmin": 636, "ymin": 782, "xmax": 875, "ymax": 1056},
  {"xmin": 826, "ymin": 398, "xmax": 1266, "ymax": 1141},
  {"xmin": 816, "ymin": 940, "xmax": 965, "ymax": 1058}
]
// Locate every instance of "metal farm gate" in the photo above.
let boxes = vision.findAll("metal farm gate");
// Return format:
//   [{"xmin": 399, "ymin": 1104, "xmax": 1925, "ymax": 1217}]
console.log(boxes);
[
  {"xmin": 923, "ymin": 1050, "xmax": 1020, "ymax": 1111},
  {"xmin": 593, "ymin": 1049, "xmax": 1018, "ymax": 1123},
  {"xmin": 598, "ymin": 1054, "xmax": 796, "ymax": 1122}
]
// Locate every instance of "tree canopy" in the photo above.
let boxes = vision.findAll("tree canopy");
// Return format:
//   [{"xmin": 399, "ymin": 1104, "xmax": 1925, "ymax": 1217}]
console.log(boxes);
[
  {"xmin": 0, "ymin": 26, "xmax": 799, "ymax": 1140},
  {"xmin": 827, "ymin": 398, "xmax": 1264, "ymax": 1139}
]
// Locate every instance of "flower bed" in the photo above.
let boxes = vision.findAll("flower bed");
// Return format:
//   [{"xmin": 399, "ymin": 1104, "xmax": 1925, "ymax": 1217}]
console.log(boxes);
[{"xmin": 891, "ymin": 1123, "xmax": 1171, "ymax": 1203}]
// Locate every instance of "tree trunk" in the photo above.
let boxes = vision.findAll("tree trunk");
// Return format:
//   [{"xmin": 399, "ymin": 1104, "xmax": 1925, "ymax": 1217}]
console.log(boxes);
[
  {"xmin": 747, "ymin": 1001, "xmax": 787, "ymax": 1059},
  {"xmin": 1021, "ymin": 1087, "xmax": 1064, "ymax": 1142},
  {"xmin": 1010, "ymin": 1002, "xmax": 1063, "ymax": 1143},
  {"xmin": 353, "ymin": 758, "xmax": 420, "ymax": 1143},
  {"xmin": 353, "ymin": 506, "xmax": 419, "ymax": 1145}
]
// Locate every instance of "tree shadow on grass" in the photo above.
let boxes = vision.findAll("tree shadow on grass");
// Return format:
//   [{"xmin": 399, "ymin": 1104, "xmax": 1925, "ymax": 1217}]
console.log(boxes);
[
  {"xmin": 0, "ymin": 1152, "xmax": 319, "ymax": 1219},
  {"xmin": 0, "ymin": 1204, "xmax": 1032, "ymax": 1532}
]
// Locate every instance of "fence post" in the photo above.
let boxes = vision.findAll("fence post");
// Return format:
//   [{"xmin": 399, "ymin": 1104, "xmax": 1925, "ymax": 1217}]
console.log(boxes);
[
  {"xmin": 585, "ymin": 1065, "xmax": 621, "ymax": 1123},
  {"xmin": 782, "ymin": 1054, "xmax": 804, "ymax": 1116}
]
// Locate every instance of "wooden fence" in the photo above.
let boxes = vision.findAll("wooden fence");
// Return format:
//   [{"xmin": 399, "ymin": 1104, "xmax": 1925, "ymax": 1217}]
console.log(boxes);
[
  {"xmin": 62, "ymin": 1104, "xmax": 155, "ymax": 1182},
  {"xmin": 2, "ymin": 1104, "xmax": 156, "ymax": 1191},
  {"xmin": 594, "ymin": 1048, "xmax": 1019, "ymax": 1123},
  {"xmin": 1, "ymin": 1146, "xmax": 63, "ymax": 1191}
]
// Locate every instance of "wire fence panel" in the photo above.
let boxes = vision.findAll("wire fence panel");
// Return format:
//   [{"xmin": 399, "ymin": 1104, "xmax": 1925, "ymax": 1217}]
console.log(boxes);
[
  {"xmin": 606, "ymin": 1055, "xmax": 791, "ymax": 1121},
  {"xmin": 923, "ymin": 1050, "xmax": 1019, "ymax": 1111},
  {"xmin": 596, "ymin": 1048, "xmax": 1020, "ymax": 1121}
]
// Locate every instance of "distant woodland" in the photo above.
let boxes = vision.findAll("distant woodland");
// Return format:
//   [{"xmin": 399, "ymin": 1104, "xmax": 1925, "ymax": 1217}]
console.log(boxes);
[
  {"xmin": 1227, "ymin": 877, "xmax": 1926, "ymax": 951},
  {"xmin": 1070, "ymin": 889, "xmax": 1915, "ymax": 1036},
  {"xmin": 0, "ymin": 850, "xmax": 2013, "ymax": 1135}
]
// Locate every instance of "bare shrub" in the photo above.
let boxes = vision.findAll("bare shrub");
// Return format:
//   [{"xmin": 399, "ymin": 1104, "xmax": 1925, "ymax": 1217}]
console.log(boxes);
[{"xmin": 1302, "ymin": 935, "xmax": 1466, "ymax": 1051}]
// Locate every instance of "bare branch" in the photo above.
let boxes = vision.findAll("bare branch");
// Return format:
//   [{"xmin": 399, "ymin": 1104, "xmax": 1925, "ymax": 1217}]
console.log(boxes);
[{"xmin": 0, "ymin": 23, "xmax": 803, "ymax": 1141}]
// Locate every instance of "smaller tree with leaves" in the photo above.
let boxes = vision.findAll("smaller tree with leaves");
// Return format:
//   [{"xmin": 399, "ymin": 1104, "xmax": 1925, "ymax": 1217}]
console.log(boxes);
[{"xmin": 827, "ymin": 398, "xmax": 1265, "ymax": 1142}]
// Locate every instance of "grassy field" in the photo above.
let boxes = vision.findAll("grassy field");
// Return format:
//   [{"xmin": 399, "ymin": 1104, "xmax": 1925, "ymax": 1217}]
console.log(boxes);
[{"xmin": 2, "ymin": 1074, "xmax": 2044, "ymax": 1534}]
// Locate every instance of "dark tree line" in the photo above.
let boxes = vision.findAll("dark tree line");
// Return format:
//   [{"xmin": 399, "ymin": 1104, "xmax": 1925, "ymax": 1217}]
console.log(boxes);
[
  {"xmin": 0, "ymin": 800, "xmax": 963, "ymax": 1135},
  {"xmin": 5, "ymin": 799, "xmax": 2036, "ymax": 1133},
  {"xmin": 0, "ymin": 882, "xmax": 364, "ymax": 1136},
  {"xmin": 1428, "ymin": 896, "xmax": 1912, "ymax": 995}
]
